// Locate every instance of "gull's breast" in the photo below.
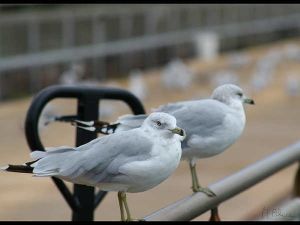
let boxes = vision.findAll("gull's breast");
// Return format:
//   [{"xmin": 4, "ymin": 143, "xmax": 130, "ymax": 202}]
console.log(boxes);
[
  {"xmin": 120, "ymin": 139, "xmax": 182, "ymax": 193},
  {"xmin": 182, "ymin": 107, "xmax": 246, "ymax": 159}
]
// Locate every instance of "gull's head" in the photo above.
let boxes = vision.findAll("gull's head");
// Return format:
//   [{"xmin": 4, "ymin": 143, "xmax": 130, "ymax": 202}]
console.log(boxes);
[
  {"xmin": 142, "ymin": 112, "xmax": 185, "ymax": 139},
  {"xmin": 211, "ymin": 84, "xmax": 255, "ymax": 107}
]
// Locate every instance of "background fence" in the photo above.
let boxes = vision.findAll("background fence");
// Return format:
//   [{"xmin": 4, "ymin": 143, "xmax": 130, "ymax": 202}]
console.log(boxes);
[{"xmin": 1, "ymin": 4, "xmax": 300, "ymax": 99}]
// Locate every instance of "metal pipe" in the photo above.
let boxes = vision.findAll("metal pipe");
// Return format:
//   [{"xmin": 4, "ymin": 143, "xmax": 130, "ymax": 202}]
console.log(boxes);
[
  {"xmin": 143, "ymin": 140, "xmax": 300, "ymax": 221},
  {"xmin": 0, "ymin": 5, "xmax": 175, "ymax": 25},
  {"xmin": 1, "ymin": 13, "xmax": 300, "ymax": 73},
  {"xmin": 62, "ymin": 13, "xmax": 75, "ymax": 48},
  {"xmin": 92, "ymin": 16, "xmax": 106, "ymax": 80},
  {"xmin": 94, "ymin": 190, "xmax": 107, "ymax": 209}
]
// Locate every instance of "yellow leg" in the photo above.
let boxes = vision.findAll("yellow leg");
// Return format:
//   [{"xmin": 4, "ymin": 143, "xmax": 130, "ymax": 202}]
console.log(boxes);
[
  {"xmin": 189, "ymin": 161, "xmax": 216, "ymax": 197},
  {"xmin": 188, "ymin": 161, "xmax": 221, "ymax": 221},
  {"xmin": 120, "ymin": 192, "xmax": 133, "ymax": 221},
  {"xmin": 118, "ymin": 192, "xmax": 126, "ymax": 221}
]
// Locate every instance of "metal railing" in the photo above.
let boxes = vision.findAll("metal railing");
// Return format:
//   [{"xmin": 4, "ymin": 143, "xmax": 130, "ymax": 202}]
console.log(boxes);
[
  {"xmin": 1, "ymin": 5, "xmax": 300, "ymax": 71},
  {"xmin": 1, "ymin": 12, "xmax": 300, "ymax": 74},
  {"xmin": 1, "ymin": 5, "xmax": 300, "ymax": 100},
  {"xmin": 143, "ymin": 141, "xmax": 300, "ymax": 221}
]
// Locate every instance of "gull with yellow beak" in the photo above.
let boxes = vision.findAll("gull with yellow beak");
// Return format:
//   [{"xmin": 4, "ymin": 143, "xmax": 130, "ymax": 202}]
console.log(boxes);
[{"xmin": 1, "ymin": 112, "xmax": 185, "ymax": 221}]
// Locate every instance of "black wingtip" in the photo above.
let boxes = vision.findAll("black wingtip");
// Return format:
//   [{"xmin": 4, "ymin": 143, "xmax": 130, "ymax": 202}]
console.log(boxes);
[{"xmin": 2, "ymin": 164, "xmax": 33, "ymax": 173}]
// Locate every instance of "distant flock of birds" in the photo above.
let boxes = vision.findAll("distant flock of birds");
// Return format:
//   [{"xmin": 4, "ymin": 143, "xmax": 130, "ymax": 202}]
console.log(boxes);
[
  {"xmin": 38, "ymin": 43, "xmax": 300, "ymax": 135},
  {"xmin": 58, "ymin": 43, "xmax": 300, "ymax": 101}
]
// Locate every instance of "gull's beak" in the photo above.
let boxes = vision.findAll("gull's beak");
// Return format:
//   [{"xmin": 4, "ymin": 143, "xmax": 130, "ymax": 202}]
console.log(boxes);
[
  {"xmin": 170, "ymin": 127, "xmax": 185, "ymax": 137},
  {"xmin": 243, "ymin": 98, "xmax": 255, "ymax": 105}
]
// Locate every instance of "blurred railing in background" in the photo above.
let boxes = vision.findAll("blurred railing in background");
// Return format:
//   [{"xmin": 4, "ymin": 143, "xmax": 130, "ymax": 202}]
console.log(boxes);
[{"xmin": 0, "ymin": 4, "xmax": 300, "ymax": 99}]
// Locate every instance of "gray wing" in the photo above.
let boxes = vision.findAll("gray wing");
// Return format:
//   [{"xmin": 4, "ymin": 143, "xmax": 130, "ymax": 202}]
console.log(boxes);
[
  {"xmin": 154, "ymin": 100, "xmax": 193, "ymax": 114},
  {"xmin": 33, "ymin": 129, "xmax": 153, "ymax": 186},
  {"xmin": 156, "ymin": 99, "xmax": 227, "ymax": 148},
  {"xmin": 115, "ymin": 114, "xmax": 148, "ymax": 132}
]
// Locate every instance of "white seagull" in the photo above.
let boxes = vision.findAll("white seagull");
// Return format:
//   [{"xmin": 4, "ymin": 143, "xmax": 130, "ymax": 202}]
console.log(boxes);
[{"xmin": 1, "ymin": 112, "xmax": 185, "ymax": 221}]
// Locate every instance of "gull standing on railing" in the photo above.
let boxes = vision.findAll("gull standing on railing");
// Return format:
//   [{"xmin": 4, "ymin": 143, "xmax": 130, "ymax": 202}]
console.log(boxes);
[{"xmin": 1, "ymin": 112, "xmax": 185, "ymax": 221}]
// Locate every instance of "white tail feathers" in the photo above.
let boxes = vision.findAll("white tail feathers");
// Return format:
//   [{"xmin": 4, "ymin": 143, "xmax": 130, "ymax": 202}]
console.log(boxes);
[
  {"xmin": 77, "ymin": 125, "xmax": 96, "ymax": 132},
  {"xmin": 45, "ymin": 146, "xmax": 72, "ymax": 151},
  {"xmin": 33, "ymin": 173, "xmax": 57, "ymax": 177},
  {"xmin": 73, "ymin": 120, "xmax": 94, "ymax": 126},
  {"xmin": 30, "ymin": 147, "xmax": 77, "ymax": 177},
  {"xmin": 31, "ymin": 146, "xmax": 74, "ymax": 160},
  {"xmin": 30, "ymin": 151, "xmax": 47, "ymax": 160}
]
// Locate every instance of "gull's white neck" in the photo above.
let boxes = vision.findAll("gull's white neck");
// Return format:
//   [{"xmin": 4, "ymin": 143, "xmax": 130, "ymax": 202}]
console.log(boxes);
[
  {"xmin": 212, "ymin": 95, "xmax": 246, "ymax": 125},
  {"xmin": 228, "ymin": 99, "xmax": 244, "ymax": 111},
  {"xmin": 226, "ymin": 99, "xmax": 246, "ymax": 125},
  {"xmin": 212, "ymin": 94, "xmax": 245, "ymax": 113}
]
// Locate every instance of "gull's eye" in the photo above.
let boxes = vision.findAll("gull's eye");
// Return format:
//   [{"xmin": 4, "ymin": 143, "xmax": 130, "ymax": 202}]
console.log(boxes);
[
  {"xmin": 156, "ymin": 121, "xmax": 162, "ymax": 126},
  {"xmin": 237, "ymin": 92, "xmax": 243, "ymax": 97}
]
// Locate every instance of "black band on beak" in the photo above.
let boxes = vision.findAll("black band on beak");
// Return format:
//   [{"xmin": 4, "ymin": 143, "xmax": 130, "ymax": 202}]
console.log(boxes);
[
  {"xmin": 178, "ymin": 128, "xmax": 185, "ymax": 136},
  {"xmin": 170, "ymin": 127, "xmax": 185, "ymax": 136},
  {"xmin": 244, "ymin": 98, "xmax": 255, "ymax": 105}
]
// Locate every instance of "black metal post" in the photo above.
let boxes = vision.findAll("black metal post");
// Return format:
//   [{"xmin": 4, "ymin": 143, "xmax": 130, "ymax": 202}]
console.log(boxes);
[{"xmin": 72, "ymin": 97, "xmax": 99, "ymax": 221}]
